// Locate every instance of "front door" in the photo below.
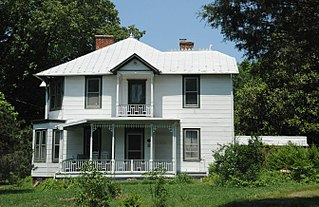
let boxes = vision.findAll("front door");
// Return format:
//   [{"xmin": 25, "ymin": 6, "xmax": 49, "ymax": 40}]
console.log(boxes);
[
  {"xmin": 83, "ymin": 127, "xmax": 101, "ymax": 159},
  {"xmin": 125, "ymin": 128, "xmax": 144, "ymax": 159}
]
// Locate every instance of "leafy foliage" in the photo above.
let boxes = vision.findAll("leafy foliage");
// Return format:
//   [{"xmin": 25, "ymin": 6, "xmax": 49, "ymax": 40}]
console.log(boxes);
[
  {"xmin": 122, "ymin": 194, "xmax": 143, "ymax": 207},
  {"xmin": 36, "ymin": 178, "xmax": 78, "ymax": 191},
  {"xmin": 265, "ymin": 144, "xmax": 319, "ymax": 182},
  {"xmin": 144, "ymin": 168, "xmax": 168, "ymax": 207},
  {"xmin": 209, "ymin": 137, "xmax": 264, "ymax": 186},
  {"xmin": 0, "ymin": 0, "xmax": 145, "ymax": 122},
  {"xmin": 0, "ymin": 93, "xmax": 32, "ymax": 183},
  {"xmin": 76, "ymin": 162, "xmax": 121, "ymax": 207},
  {"xmin": 201, "ymin": 1, "xmax": 319, "ymax": 143}
]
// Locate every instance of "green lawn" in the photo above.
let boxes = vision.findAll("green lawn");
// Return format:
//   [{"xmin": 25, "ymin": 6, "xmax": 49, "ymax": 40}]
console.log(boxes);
[{"xmin": 1, "ymin": 181, "xmax": 319, "ymax": 207}]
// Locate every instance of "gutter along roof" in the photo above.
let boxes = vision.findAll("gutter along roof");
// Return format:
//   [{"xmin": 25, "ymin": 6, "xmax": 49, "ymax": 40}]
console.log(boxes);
[{"xmin": 36, "ymin": 37, "xmax": 238, "ymax": 77}]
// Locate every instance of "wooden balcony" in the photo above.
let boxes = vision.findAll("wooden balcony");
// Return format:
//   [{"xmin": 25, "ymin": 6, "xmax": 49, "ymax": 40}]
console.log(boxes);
[
  {"xmin": 117, "ymin": 104, "xmax": 152, "ymax": 117},
  {"xmin": 61, "ymin": 159, "xmax": 173, "ymax": 174}
]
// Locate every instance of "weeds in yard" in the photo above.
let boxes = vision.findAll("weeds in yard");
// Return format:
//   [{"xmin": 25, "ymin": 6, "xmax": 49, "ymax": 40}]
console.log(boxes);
[{"xmin": 144, "ymin": 168, "xmax": 168, "ymax": 207}]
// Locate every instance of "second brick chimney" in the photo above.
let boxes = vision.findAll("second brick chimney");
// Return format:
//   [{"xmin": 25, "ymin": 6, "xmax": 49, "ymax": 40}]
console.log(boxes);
[
  {"xmin": 179, "ymin": 39, "xmax": 194, "ymax": 51},
  {"xmin": 95, "ymin": 35, "xmax": 114, "ymax": 50}
]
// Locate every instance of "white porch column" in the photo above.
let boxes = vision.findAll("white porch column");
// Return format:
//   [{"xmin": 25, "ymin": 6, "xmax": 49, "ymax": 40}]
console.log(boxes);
[
  {"xmin": 150, "ymin": 124, "xmax": 154, "ymax": 171},
  {"xmin": 111, "ymin": 124, "xmax": 115, "ymax": 173},
  {"xmin": 150, "ymin": 74, "xmax": 154, "ymax": 117},
  {"xmin": 116, "ymin": 74, "xmax": 120, "ymax": 116},
  {"xmin": 172, "ymin": 124, "xmax": 177, "ymax": 175},
  {"xmin": 89, "ymin": 124, "xmax": 93, "ymax": 161},
  {"xmin": 45, "ymin": 86, "xmax": 49, "ymax": 119}
]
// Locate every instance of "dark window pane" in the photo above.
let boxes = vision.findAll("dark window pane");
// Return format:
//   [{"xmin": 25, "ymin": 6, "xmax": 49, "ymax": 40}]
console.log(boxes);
[
  {"xmin": 54, "ymin": 146, "xmax": 59, "ymax": 159},
  {"xmin": 186, "ymin": 78, "xmax": 197, "ymax": 91},
  {"xmin": 88, "ymin": 79, "xmax": 99, "ymax": 92},
  {"xmin": 186, "ymin": 92, "xmax": 198, "ymax": 104},
  {"xmin": 129, "ymin": 135, "xmax": 141, "ymax": 150},
  {"xmin": 42, "ymin": 132, "xmax": 46, "ymax": 144}
]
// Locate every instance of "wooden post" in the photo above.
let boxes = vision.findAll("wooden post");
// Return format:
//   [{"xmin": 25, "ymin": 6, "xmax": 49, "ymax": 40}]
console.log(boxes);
[
  {"xmin": 172, "ymin": 124, "xmax": 177, "ymax": 174},
  {"xmin": 150, "ymin": 124, "xmax": 153, "ymax": 171},
  {"xmin": 111, "ymin": 124, "xmax": 115, "ymax": 173},
  {"xmin": 90, "ymin": 124, "xmax": 93, "ymax": 161}
]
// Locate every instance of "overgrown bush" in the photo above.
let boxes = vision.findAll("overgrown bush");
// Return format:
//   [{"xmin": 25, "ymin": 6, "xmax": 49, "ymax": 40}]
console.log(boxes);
[
  {"xmin": 37, "ymin": 178, "xmax": 78, "ymax": 191},
  {"xmin": 209, "ymin": 137, "xmax": 264, "ymax": 186},
  {"xmin": 172, "ymin": 173, "xmax": 194, "ymax": 184},
  {"xmin": 76, "ymin": 162, "xmax": 121, "ymax": 207},
  {"xmin": 122, "ymin": 194, "xmax": 143, "ymax": 207},
  {"xmin": 264, "ymin": 144, "xmax": 319, "ymax": 182},
  {"xmin": 144, "ymin": 168, "xmax": 168, "ymax": 207}
]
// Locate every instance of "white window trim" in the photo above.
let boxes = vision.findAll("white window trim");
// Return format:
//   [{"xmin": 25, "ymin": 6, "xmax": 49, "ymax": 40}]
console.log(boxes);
[
  {"xmin": 183, "ymin": 76, "xmax": 200, "ymax": 108},
  {"xmin": 85, "ymin": 77, "xmax": 102, "ymax": 109},
  {"xmin": 52, "ymin": 130, "xmax": 60, "ymax": 163},
  {"xmin": 34, "ymin": 130, "xmax": 47, "ymax": 163},
  {"xmin": 183, "ymin": 128, "xmax": 200, "ymax": 161},
  {"xmin": 49, "ymin": 77, "xmax": 64, "ymax": 111}
]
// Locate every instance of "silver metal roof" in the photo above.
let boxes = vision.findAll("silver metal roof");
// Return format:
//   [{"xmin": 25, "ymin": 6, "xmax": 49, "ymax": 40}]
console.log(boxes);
[{"xmin": 36, "ymin": 37, "xmax": 238, "ymax": 76}]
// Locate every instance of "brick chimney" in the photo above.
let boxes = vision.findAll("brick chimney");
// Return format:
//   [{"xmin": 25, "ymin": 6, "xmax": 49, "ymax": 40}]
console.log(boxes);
[
  {"xmin": 95, "ymin": 35, "xmax": 114, "ymax": 50},
  {"xmin": 179, "ymin": 38, "xmax": 194, "ymax": 51}
]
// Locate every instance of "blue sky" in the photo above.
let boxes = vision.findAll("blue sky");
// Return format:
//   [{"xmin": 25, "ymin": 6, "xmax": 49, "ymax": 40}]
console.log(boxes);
[{"xmin": 111, "ymin": 0, "xmax": 244, "ymax": 62}]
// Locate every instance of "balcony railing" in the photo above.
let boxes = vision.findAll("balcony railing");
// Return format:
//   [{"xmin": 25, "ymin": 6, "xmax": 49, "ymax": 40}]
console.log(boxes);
[
  {"xmin": 117, "ymin": 104, "xmax": 152, "ymax": 117},
  {"xmin": 61, "ymin": 159, "xmax": 173, "ymax": 173}
]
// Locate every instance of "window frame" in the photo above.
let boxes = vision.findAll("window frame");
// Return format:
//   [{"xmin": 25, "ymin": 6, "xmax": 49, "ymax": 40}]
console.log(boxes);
[
  {"xmin": 34, "ymin": 130, "xmax": 47, "ymax": 163},
  {"xmin": 183, "ymin": 75, "xmax": 200, "ymax": 108},
  {"xmin": 52, "ymin": 130, "xmax": 61, "ymax": 163},
  {"xmin": 85, "ymin": 76, "xmax": 102, "ymax": 109},
  {"xmin": 128, "ymin": 79, "xmax": 146, "ymax": 104},
  {"xmin": 183, "ymin": 128, "xmax": 201, "ymax": 161},
  {"xmin": 49, "ymin": 77, "xmax": 64, "ymax": 111}
]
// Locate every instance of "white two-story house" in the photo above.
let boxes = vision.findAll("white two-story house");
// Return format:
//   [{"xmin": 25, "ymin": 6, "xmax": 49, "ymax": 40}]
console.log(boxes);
[{"xmin": 32, "ymin": 35, "xmax": 238, "ymax": 179}]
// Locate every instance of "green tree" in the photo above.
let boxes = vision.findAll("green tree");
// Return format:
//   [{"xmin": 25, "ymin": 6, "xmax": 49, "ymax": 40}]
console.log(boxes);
[
  {"xmin": 201, "ymin": 1, "xmax": 319, "ymax": 143},
  {"xmin": 0, "ymin": 92, "xmax": 32, "ymax": 183},
  {"xmin": 0, "ymin": 0, "xmax": 145, "ymax": 122}
]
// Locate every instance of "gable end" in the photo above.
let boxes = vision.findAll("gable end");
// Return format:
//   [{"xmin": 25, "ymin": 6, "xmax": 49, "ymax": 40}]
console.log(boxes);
[{"xmin": 110, "ymin": 53, "xmax": 161, "ymax": 75}]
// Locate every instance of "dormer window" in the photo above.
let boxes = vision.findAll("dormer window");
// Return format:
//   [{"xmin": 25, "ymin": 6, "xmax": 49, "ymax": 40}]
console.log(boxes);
[{"xmin": 49, "ymin": 77, "xmax": 64, "ymax": 111}]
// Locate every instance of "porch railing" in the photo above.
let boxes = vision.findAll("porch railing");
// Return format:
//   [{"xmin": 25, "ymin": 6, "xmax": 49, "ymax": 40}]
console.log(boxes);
[
  {"xmin": 61, "ymin": 159, "xmax": 173, "ymax": 173},
  {"xmin": 117, "ymin": 104, "xmax": 152, "ymax": 117}
]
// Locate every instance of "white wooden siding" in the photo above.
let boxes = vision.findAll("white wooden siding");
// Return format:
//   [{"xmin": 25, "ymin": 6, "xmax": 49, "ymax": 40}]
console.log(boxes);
[{"xmin": 42, "ymin": 73, "xmax": 234, "ymax": 174}]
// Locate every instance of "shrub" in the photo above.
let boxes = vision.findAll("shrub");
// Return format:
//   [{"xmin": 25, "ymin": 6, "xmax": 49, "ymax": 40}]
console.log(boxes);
[
  {"xmin": 209, "ymin": 137, "xmax": 265, "ymax": 186},
  {"xmin": 264, "ymin": 144, "xmax": 319, "ymax": 182},
  {"xmin": 122, "ymin": 194, "xmax": 143, "ymax": 207},
  {"xmin": 76, "ymin": 162, "xmax": 117, "ymax": 207},
  {"xmin": 37, "ymin": 178, "xmax": 77, "ymax": 191},
  {"xmin": 172, "ymin": 173, "xmax": 194, "ymax": 184},
  {"xmin": 144, "ymin": 168, "xmax": 168, "ymax": 207}
]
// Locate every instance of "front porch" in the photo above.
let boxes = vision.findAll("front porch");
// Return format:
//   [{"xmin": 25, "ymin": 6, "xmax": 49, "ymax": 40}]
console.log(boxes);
[{"xmin": 55, "ymin": 119, "xmax": 179, "ymax": 177}]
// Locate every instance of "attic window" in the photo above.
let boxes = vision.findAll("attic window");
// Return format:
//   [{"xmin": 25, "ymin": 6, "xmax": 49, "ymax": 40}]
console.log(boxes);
[{"xmin": 49, "ymin": 77, "xmax": 64, "ymax": 111}]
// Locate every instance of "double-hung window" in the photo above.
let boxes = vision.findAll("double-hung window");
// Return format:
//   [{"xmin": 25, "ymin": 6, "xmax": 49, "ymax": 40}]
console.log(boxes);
[
  {"xmin": 85, "ymin": 77, "xmax": 102, "ymax": 108},
  {"xmin": 34, "ymin": 130, "xmax": 46, "ymax": 162},
  {"xmin": 52, "ymin": 130, "xmax": 61, "ymax": 163},
  {"xmin": 183, "ymin": 76, "xmax": 200, "ymax": 108},
  {"xmin": 49, "ymin": 77, "xmax": 64, "ymax": 110},
  {"xmin": 183, "ymin": 129, "xmax": 200, "ymax": 161}
]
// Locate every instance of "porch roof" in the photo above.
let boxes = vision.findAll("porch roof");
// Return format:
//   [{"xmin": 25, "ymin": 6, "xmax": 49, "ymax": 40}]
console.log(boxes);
[{"xmin": 58, "ymin": 118, "xmax": 180, "ymax": 130}]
